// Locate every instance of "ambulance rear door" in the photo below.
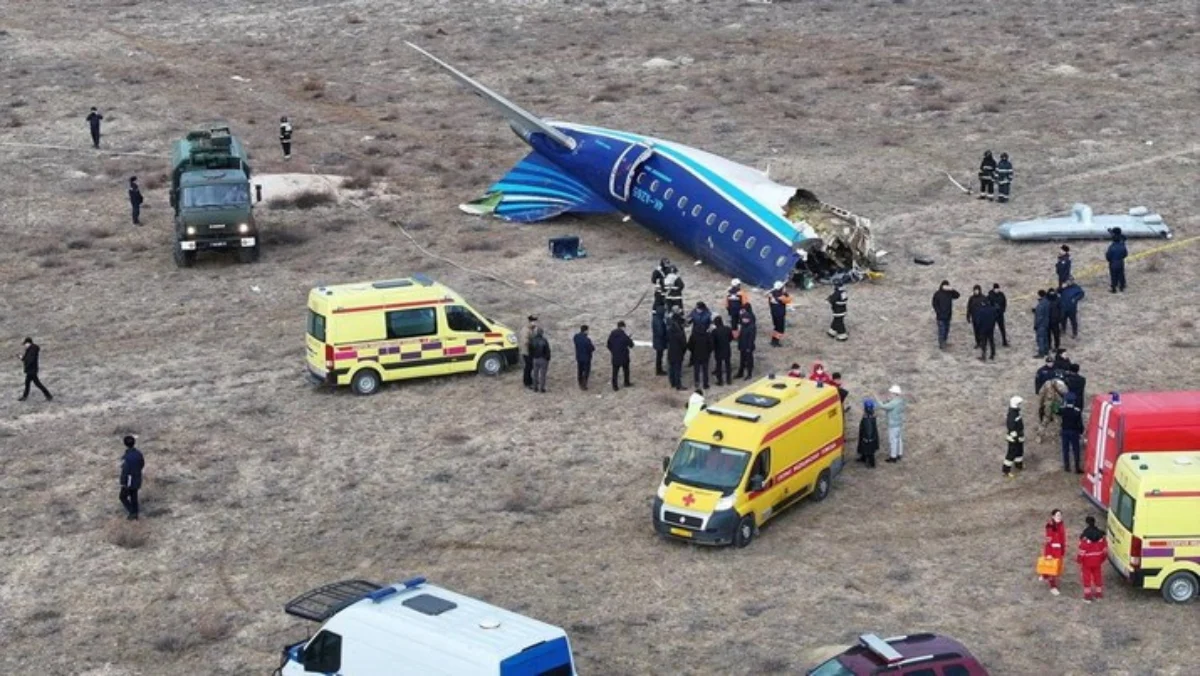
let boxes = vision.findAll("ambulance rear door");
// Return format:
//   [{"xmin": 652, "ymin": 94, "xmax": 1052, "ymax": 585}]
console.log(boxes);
[{"xmin": 1085, "ymin": 397, "xmax": 1122, "ymax": 508}]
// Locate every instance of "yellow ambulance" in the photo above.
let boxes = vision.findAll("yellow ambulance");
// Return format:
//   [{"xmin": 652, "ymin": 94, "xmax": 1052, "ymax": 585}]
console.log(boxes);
[
  {"xmin": 653, "ymin": 374, "xmax": 845, "ymax": 547},
  {"xmin": 1107, "ymin": 451, "xmax": 1200, "ymax": 603},
  {"xmin": 305, "ymin": 274, "xmax": 519, "ymax": 395}
]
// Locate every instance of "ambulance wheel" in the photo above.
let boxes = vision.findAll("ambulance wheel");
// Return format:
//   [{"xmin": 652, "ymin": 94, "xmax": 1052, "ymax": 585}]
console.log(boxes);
[
  {"xmin": 238, "ymin": 244, "xmax": 260, "ymax": 263},
  {"xmin": 350, "ymin": 369, "xmax": 381, "ymax": 396},
  {"xmin": 1162, "ymin": 571, "xmax": 1198, "ymax": 604},
  {"xmin": 477, "ymin": 351, "xmax": 504, "ymax": 376},
  {"xmin": 733, "ymin": 515, "xmax": 755, "ymax": 548},
  {"xmin": 812, "ymin": 469, "xmax": 832, "ymax": 502},
  {"xmin": 173, "ymin": 244, "xmax": 195, "ymax": 268}
]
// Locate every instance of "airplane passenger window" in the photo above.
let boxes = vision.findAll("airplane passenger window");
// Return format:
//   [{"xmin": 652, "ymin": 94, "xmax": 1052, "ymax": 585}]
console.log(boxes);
[
  {"xmin": 663, "ymin": 187, "xmax": 674, "ymax": 200},
  {"xmin": 776, "ymin": 255, "xmax": 788, "ymax": 267},
  {"xmin": 650, "ymin": 180, "xmax": 660, "ymax": 192},
  {"xmin": 678, "ymin": 196, "xmax": 688, "ymax": 209},
  {"xmin": 745, "ymin": 236, "xmax": 756, "ymax": 249},
  {"xmin": 732, "ymin": 229, "xmax": 743, "ymax": 242},
  {"xmin": 760, "ymin": 245, "xmax": 771, "ymax": 259},
  {"xmin": 705, "ymin": 214, "xmax": 716, "ymax": 226},
  {"xmin": 636, "ymin": 172, "xmax": 646, "ymax": 185},
  {"xmin": 718, "ymin": 221, "xmax": 729, "ymax": 233},
  {"xmin": 691, "ymin": 205, "xmax": 702, "ymax": 217}
]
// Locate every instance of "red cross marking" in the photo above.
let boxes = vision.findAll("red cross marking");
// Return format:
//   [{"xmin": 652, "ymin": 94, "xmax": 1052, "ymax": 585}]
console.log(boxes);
[{"xmin": 682, "ymin": 493, "xmax": 695, "ymax": 507}]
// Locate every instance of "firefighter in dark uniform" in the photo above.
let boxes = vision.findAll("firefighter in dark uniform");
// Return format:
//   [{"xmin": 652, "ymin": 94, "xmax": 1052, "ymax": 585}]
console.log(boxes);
[
  {"xmin": 663, "ymin": 266, "xmax": 684, "ymax": 312},
  {"xmin": 128, "ymin": 176, "xmax": 144, "ymax": 226},
  {"xmin": 994, "ymin": 152, "xmax": 1014, "ymax": 203},
  {"xmin": 651, "ymin": 258, "xmax": 671, "ymax": 307},
  {"xmin": 725, "ymin": 278, "xmax": 748, "ymax": 335},
  {"xmin": 279, "ymin": 116, "xmax": 293, "ymax": 160},
  {"xmin": 826, "ymin": 284, "xmax": 848, "ymax": 341},
  {"xmin": 977, "ymin": 150, "xmax": 996, "ymax": 200},
  {"xmin": 86, "ymin": 107, "xmax": 103, "ymax": 148},
  {"xmin": 987, "ymin": 283, "xmax": 1009, "ymax": 346},
  {"xmin": 1003, "ymin": 396, "xmax": 1026, "ymax": 478},
  {"xmin": 766, "ymin": 281, "xmax": 791, "ymax": 347}
]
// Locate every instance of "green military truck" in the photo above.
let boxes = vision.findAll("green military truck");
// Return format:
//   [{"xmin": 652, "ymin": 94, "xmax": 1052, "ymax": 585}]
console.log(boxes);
[{"xmin": 169, "ymin": 125, "xmax": 259, "ymax": 267}]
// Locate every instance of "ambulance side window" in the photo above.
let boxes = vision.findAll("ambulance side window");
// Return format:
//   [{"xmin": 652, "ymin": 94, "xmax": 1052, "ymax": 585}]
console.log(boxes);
[
  {"xmin": 446, "ymin": 305, "xmax": 489, "ymax": 333},
  {"xmin": 302, "ymin": 630, "xmax": 342, "ymax": 673},
  {"xmin": 386, "ymin": 308, "xmax": 437, "ymax": 339},
  {"xmin": 748, "ymin": 449, "xmax": 770, "ymax": 487}
]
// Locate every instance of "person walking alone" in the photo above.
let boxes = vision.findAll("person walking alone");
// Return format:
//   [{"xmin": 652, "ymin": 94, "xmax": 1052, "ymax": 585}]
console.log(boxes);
[
  {"xmin": 977, "ymin": 150, "xmax": 996, "ymax": 200},
  {"xmin": 1106, "ymin": 228, "xmax": 1128, "ymax": 293},
  {"xmin": 1003, "ymin": 396, "xmax": 1026, "ymax": 478},
  {"xmin": 1060, "ymin": 392, "xmax": 1084, "ymax": 473},
  {"xmin": 606, "ymin": 321, "xmax": 634, "ymax": 391},
  {"xmin": 735, "ymin": 312, "xmax": 757, "ymax": 380},
  {"xmin": 1077, "ymin": 516, "xmax": 1108, "ymax": 602},
  {"xmin": 878, "ymin": 385, "xmax": 906, "ymax": 463},
  {"xmin": 519, "ymin": 315, "xmax": 538, "ymax": 389},
  {"xmin": 1041, "ymin": 509, "xmax": 1067, "ymax": 596},
  {"xmin": 86, "ymin": 107, "xmax": 103, "ymax": 148},
  {"xmin": 931, "ymin": 280, "xmax": 961, "ymax": 349},
  {"xmin": 529, "ymin": 327, "xmax": 551, "ymax": 393},
  {"xmin": 119, "ymin": 435, "xmax": 145, "ymax": 520},
  {"xmin": 711, "ymin": 316, "xmax": 733, "ymax": 386},
  {"xmin": 128, "ymin": 176, "xmax": 144, "ymax": 226},
  {"xmin": 987, "ymin": 283, "xmax": 1009, "ymax": 347},
  {"xmin": 18, "ymin": 337, "xmax": 53, "ymax": 402},
  {"xmin": 573, "ymin": 325, "xmax": 594, "ymax": 390},
  {"xmin": 826, "ymin": 284, "xmax": 848, "ymax": 341},
  {"xmin": 857, "ymin": 399, "xmax": 881, "ymax": 468},
  {"xmin": 279, "ymin": 116, "xmax": 293, "ymax": 160}
]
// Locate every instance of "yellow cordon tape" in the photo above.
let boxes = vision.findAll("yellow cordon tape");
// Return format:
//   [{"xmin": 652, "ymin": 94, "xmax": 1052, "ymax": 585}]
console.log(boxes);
[{"xmin": 1017, "ymin": 235, "xmax": 1200, "ymax": 301}]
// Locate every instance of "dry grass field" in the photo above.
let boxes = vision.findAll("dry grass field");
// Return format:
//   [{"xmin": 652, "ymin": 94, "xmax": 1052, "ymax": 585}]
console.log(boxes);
[{"xmin": 1, "ymin": 1, "xmax": 1198, "ymax": 674}]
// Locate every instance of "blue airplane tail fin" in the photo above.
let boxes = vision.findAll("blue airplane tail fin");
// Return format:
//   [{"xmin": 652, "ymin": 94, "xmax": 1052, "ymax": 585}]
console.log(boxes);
[{"xmin": 460, "ymin": 151, "xmax": 614, "ymax": 223}]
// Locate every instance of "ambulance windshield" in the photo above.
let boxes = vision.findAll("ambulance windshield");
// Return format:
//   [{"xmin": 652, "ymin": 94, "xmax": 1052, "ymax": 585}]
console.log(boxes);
[{"xmin": 666, "ymin": 440, "xmax": 750, "ymax": 494}]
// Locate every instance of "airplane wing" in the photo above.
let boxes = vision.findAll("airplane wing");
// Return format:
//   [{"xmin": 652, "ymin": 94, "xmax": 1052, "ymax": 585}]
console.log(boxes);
[{"xmin": 406, "ymin": 42, "xmax": 577, "ymax": 151}]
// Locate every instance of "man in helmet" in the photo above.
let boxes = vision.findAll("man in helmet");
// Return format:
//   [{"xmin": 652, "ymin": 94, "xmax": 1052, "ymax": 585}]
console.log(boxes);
[
  {"xmin": 651, "ymin": 258, "xmax": 671, "ymax": 307},
  {"xmin": 279, "ymin": 116, "xmax": 293, "ymax": 159},
  {"xmin": 978, "ymin": 150, "xmax": 996, "ymax": 200},
  {"xmin": 1003, "ymin": 396, "xmax": 1026, "ymax": 478},
  {"xmin": 766, "ymin": 281, "xmax": 792, "ymax": 347},
  {"xmin": 826, "ymin": 283, "xmax": 848, "ymax": 341},
  {"xmin": 725, "ymin": 278, "xmax": 749, "ymax": 334},
  {"xmin": 663, "ymin": 266, "xmax": 685, "ymax": 312},
  {"xmin": 857, "ymin": 398, "xmax": 881, "ymax": 467},
  {"xmin": 994, "ymin": 152, "xmax": 1014, "ymax": 203}
]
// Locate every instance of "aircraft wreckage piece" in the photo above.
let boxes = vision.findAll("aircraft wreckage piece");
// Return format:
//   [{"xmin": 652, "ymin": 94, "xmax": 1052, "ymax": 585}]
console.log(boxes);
[
  {"xmin": 998, "ymin": 204, "xmax": 1171, "ymax": 241},
  {"xmin": 410, "ymin": 42, "xmax": 884, "ymax": 289}
]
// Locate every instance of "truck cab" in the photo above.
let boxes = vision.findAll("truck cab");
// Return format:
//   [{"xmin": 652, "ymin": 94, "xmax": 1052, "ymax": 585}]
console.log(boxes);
[
  {"xmin": 277, "ymin": 577, "xmax": 577, "ymax": 676},
  {"xmin": 170, "ymin": 125, "xmax": 259, "ymax": 267}
]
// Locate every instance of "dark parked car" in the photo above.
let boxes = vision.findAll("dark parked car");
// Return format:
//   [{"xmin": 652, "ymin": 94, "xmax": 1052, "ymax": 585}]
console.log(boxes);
[{"xmin": 807, "ymin": 633, "xmax": 989, "ymax": 676}]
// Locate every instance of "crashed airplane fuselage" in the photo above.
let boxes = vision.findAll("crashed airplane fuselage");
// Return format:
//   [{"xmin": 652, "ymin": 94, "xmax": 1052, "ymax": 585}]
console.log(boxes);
[{"xmin": 410, "ymin": 43, "xmax": 882, "ymax": 289}]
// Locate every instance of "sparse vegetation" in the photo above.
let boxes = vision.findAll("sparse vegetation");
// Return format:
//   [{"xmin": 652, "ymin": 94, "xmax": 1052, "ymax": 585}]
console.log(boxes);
[
  {"xmin": 106, "ymin": 522, "xmax": 148, "ymax": 549},
  {"xmin": 267, "ymin": 190, "xmax": 336, "ymax": 210}
]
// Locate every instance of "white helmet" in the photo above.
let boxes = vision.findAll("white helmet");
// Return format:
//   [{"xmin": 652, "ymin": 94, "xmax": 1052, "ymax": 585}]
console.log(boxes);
[
  {"xmin": 1010, "ymin": 396, "xmax": 1023, "ymax": 408},
  {"xmin": 888, "ymin": 384, "xmax": 902, "ymax": 395},
  {"xmin": 731, "ymin": 278, "xmax": 741, "ymax": 287},
  {"xmin": 773, "ymin": 281, "xmax": 784, "ymax": 291}
]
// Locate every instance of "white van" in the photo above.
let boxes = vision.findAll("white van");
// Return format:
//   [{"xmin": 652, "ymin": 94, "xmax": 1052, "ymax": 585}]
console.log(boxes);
[{"xmin": 276, "ymin": 577, "xmax": 577, "ymax": 676}]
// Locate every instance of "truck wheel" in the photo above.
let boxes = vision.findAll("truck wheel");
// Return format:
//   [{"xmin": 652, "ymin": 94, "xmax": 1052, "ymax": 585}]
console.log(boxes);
[
  {"xmin": 238, "ymin": 244, "xmax": 260, "ymax": 264},
  {"xmin": 173, "ymin": 244, "xmax": 195, "ymax": 268},
  {"xmin": 477, "ymin": 351, "xmax": 504, "ymax": 376},
  {"xmin": 733, "ymin": 514, "xmax": 755, "ymax": 548},
  {"xmin": 350, "ymin": 369, "xmax": 381, "ymax": 396},
  {"xmin": 1162, "ymin": 571, "xmax": 1198, "ymax": 604},
  {"xmin": 812, "ymin": 469, "xmax": 832, "ymax": 502}
]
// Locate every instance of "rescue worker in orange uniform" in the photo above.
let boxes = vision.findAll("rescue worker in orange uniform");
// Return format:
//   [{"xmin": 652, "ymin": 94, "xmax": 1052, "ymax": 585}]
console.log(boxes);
[
  {"xmin": 1077, "ymin": 516, "xmax": 1108, "ymax": 602},
  {"xmin": 1042, "ymin": 509, "xmax": 1067, "ymax": 596},
  {"xmin": 766, "ymin": 281, "xmax": 792, "ymax": 347}
]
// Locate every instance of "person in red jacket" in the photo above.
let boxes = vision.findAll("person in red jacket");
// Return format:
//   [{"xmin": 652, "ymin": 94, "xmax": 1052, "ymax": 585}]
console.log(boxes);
[
  {"xmin": 1042, "ymin": 509, "xmax": 1067, "ymax": 595},
  {"xmin": 809, "ymin": 361, "xmax": 833, "ymax": 386},
  {"xmin": 1077, "ymin": 516, "xmax": 1108, "ymax": 601}
]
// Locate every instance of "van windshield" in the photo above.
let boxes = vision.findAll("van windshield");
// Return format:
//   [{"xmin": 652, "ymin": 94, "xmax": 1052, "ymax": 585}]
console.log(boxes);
[
  {"xmin": 182, "ymin": 183, "xmax": 249, "ymax": 208},
  {"xmin": 666, "ymin": 440, "xmax": 750, "ymax": 494}
]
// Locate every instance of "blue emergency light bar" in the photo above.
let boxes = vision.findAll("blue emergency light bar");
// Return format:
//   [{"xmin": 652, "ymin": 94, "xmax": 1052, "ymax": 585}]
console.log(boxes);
[{"xmin": 366, "ymin": 576, "xmax": 427, "ymax": 603}]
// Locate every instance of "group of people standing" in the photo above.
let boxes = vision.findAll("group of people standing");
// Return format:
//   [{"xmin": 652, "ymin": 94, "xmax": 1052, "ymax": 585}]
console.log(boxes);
[
  {"xmin": 1041, "ymin": 509, "xmax": 1109, "ymax": 601},
  {"xmin": 977, "ymin": 150, "xmax": 1015, "ymax": 203},
  {"xmin": 931, "ymin": 280, "xmax": 1009, "ymax": 359}
]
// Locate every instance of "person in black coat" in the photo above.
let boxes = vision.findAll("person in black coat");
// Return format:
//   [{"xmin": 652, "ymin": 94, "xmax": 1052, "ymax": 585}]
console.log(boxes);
[
  {"xmin": 966, "ymin": 285, "xmax": 986, "ymax": 348},
  {"xmin": 128, "ymin": 176, "xmax": 144, "ymax": 226},
  {"xmin": 735, "ymin": 312, "xmax": 757, "ymax": 380},
  {"xmin": 18, "ymin": 337, "xmax": 53, "ymax": 401},
  {"xmin": 1063, "ymin": 363, "xmax": 1086, "ymax": 406},
  {"xmin": 973, "ymin": 297, "xmax": 998, "ymax": 361},
  {"xmin": 1035, "ymin": 356, "xmax": 1058, "ymax": 394},
  {"xmin": 1060, "ymin": 392, "xmax": 1084, "ymax": 473},
  {"xmin": 931, "ymin": 280, "xmax": 961, "ymax": 349},
  {"xmin": 711, "ymin": 316, "xmax": 733, "ymax": 386},
  {"xmin": 687, "ymin": 321, "xmax": 713, "ymax": 391},
  {"xmin": 987, "ymin": 283, "xmax": 1009, "ymax": 346},
  {"xmin": 86, "ymin": 107, "xmax": 103, "ymax": 148},
  {"xmin": 1055, "ymin": 245, "xmax": 1072, "ymax": 287},
  {"xmin": 120, "ymin": 435, "xmax": 145, "ymax": 520},
  {"xmin": 857, "ymin": 399, "xmax": 881, "ymax": 467},
  {"xmin": 650, "ymin": 304, "xmax": 668, "ymax": 376},
  {"xmin": 573, "ymin": 325, "xmax": 594, "ymax": 390},
  {"xmin": 1106, "ymin": 229, "xmax": 1128, "ymax": 292},
  {"xmin": 666, "ymin": 311, "xmax": 687, "ymax": 391},
  {"xmin": 1046, "ymin": 289, "xmax": 1063, "ymax": 352},
  {"xmin": 606, "ymin": 321, "xmax": 634, "ymax": 391}
]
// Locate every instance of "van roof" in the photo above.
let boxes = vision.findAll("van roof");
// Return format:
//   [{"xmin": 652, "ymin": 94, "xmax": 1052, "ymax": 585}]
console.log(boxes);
[
  {"xmin": 1118, "ymin": 450, "xmax": 1200, "ymax": 480},
  {"xmin": 308, "ymin": 274, "xmax": 462, "ymax": 313},
  {"xmin": 320, "ymin": 577, "xmax": 567, "ymax": 663},
  {"xmin": 686, "ymin": 374, "xmax": 839, "ymax": 449},
  {"xmin": 1093, "ymin": 391, "xmax": 1200, "ymax": 416}
]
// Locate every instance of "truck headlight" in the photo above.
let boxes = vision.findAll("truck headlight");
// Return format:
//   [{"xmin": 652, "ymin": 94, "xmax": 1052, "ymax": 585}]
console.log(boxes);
[
  {"xmin": 238, "ymin": 223, "xmax": 250, "ymax": 234},
  {"xmin": 656, "ymin": 483, "xmax": 667, "ymax": 500},
  {"xmin": 505, "ymin": 333, "xmax": 517, "ymax": 345},
  {"xmin": 186, "ymin": 226, "xmax": 196, "ymax": 236},
  {"xmin": 714, "ymin": 496, "xmax": 735, "ymax": 512}
]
